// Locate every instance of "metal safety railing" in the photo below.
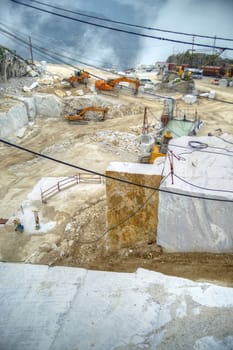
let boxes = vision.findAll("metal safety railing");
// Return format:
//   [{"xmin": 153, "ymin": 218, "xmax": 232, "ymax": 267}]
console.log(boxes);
[{"xmin": 40, "ymin": 173, "xmax": 104, "ymax": 204}]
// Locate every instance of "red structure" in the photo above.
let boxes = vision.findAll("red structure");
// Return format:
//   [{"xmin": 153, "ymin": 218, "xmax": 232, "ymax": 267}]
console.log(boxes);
[{"xmin": 201, "ymin": 66, "xmax": 224, "ymax": 77}]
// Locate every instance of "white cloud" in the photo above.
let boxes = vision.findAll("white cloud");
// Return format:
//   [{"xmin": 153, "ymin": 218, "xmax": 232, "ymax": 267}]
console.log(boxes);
[{"xmin": 137, "ymin": 0, "xmax": 233, "ymax": 64}]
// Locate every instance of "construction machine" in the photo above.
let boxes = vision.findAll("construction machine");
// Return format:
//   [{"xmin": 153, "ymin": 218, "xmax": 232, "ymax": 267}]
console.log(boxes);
[
  {"xmin": 140, "ymin": 131, "xmax": 173, "ymax": 164},
  {"xmin": 65, "ymin": 106, "xmax": 108, "ymax": 123},
  {"xmin": 95, "ymin": 77, "xmax": 140, "ymax": 94},
  {"xmin": 62, "ymin": 70, "xmax": 90, "ymax": 87},
  {"xmin": 176, "ymin": 66, "xmax": 192, "ymax": 80}
]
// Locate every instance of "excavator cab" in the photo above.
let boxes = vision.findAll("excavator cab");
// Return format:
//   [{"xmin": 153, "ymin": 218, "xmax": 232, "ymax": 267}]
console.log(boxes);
[
  {"xmin": 62, "ymin": 70, "xmax": 90, "ymax": 87},
  {"xmin": 74, "ymin": 70, "xmax": 82, "ymax": 77}
]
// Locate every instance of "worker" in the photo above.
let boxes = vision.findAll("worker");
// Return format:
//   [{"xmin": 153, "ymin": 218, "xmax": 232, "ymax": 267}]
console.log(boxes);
[
  {"xmin": 84, "ymin": 77, "xmax": 88, "ymax": 88},
  {"xmin": 13, "ymin": 219, "xmax": 24, "ymax": 233},
  {"xmin": 163, "ymin": 131, "xmax": 173, "ymax": 145},
  {"xmin": 161, "ymin": 114, "xmax": 169, "ymax": 127}
]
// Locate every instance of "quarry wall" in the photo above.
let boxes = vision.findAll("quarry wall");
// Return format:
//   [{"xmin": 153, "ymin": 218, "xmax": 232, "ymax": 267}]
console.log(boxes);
[
  {"xmin": 156, "ymin": 135, "xmax": 233, "ymax": 253},
  {"xmin": 0, "ymin": 94, "xmax": 64, "ymax": 139},
  {"xmin": 0, "ymin": 50, "xmax": 29, "ymax": 82},
  {"xmin": 157, "ymin": 191, "xmax": 233, "ymax": 253}
]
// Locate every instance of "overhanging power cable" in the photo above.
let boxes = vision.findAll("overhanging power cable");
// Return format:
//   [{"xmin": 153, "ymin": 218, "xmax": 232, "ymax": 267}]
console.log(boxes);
[
  {"xmin": 1, "ymin": 24, "xmax": 233, "ymax": 103},
  {"xmin": 19, "ymin": 0, "xmax": 233, "ymax": 42},
  {"xmin": 0, "ymin": 26, "xmax": 114, "ymax": 78},
  {"xmin": 174, "ymin": 173, "xmax": 233, "ymax": 194},
  {"xmin": 0, "ymin": 138, "xmax": 233, "ymax": 203},
  {"xmin": 77, "ymin": 190, "xmax": 156, "ymax": 244},
  {"xmin": 10, "ymin": 0, "xmax": 233, "ymax": 52}
]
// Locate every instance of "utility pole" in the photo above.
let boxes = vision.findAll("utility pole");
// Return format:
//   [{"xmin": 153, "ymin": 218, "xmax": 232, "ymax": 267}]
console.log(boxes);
[
  {"xmin": 190, "ymin": 35, "xmax": 195, "ymax": 67},
  {"xmin": 29, "ymin": 36, "xmax": 34, "ymax": 64},
  {"xmin": 212, "ymin": 35, "xmax": 216, "ymax": 55},
  {"xmin": 142, "ymin": 107, "xmax": 149, "ymax": 135}
]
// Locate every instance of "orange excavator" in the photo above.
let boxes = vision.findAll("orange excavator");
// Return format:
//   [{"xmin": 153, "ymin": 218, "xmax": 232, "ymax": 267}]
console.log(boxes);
[
  {"xmin": 62, "ymin": 70, "xmax": 91, "ymax": 87},
  {"xmin": 65, "ymin": 106, "xmax": 108, "ymax": 123},
  {"xmin": 95, "ymin": 77, "xmax": 140, "ymax": 94}
]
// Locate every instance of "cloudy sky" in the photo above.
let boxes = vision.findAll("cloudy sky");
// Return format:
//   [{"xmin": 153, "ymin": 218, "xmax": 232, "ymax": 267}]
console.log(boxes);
[{"xmin": 0, "ymin": 0, "xmax": 232, "ymax": 69}]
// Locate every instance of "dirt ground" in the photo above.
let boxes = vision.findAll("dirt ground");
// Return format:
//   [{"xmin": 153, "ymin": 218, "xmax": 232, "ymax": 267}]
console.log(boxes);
[{"xmin": 0, "ymin": 65, "xmax": 233, "ymax": 287}]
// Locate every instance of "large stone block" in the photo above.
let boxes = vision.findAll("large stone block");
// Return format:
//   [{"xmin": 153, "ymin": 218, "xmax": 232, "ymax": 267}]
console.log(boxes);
[
  {"xmin": 0, "ymin": 102, "xmax": 28, "ymax": 138},
  {"xmin": 157, "ymin": 191, "xmax": 233, "ymax": 252},
  {"xmin": 157, "ymin": 135, "xmax": 233, "ymax": 253},
  {"xmin": 34, "ymin": 94, "xmax": 64, "ymax": 117},
  {"xmin": 105, "ymin": 162, "xmax": 162, "ymax": 251}
]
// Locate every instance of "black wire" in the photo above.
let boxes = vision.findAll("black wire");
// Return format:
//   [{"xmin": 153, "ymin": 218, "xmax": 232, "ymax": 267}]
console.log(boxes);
[
  {"xmin": 188, "ymin": 141, "xmax": 208, "ymax": 149},
  {"xmin": 1, "ymin": 25, "xmax": 233, "ymax": 104},
  {"xmin": 78, "ymin": 189, "xmax": 156, "ymax": 244},
  {"xmin": 198, "ymin": 95, "xmax": 233, "ymax": 105},
  {"xmin": 0, "ymin": 20, "xmax": 123, "ymax": 68},
  {"xmin": 22, "ymin": 0, "xmax": 233, "ymax": 42},
  {"xmin": 0, "ymin": 138, "xmax": 233, "ymax": 203},
  {"xmin": 10, "ymin": 0, "xmax": 233, "ymax": 52},
  {"xmin": 169, "ymin": 143, "xmax": 233, "ymax": 157},
  {"xmin": 0, "ymin": 26, "xmax": 115, "ymax": 79},
  {"xmin": 174, "ymin": 173, "xmax": 233, "ymax": 194},
  {"xmin": 216, "ymin": 135, "xmax": 233, "ymax": 145},
  {"xmin": 214, "ymin": 98, "xmax": 233, "ymax": 105}
]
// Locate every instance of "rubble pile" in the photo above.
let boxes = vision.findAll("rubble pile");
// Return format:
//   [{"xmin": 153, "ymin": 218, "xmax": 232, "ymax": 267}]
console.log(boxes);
[
  {"xmin": 92, "ymin": 130, "xmax": 141, "ymax": 154},
  {"xmin": 108, "ymin": 103, "xmax": 144, "ymax": 119}
]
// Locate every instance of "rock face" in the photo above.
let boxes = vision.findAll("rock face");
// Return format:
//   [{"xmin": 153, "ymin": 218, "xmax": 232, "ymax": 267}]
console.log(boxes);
[
  {"xmin": 105, "ymin": 162, "xmax": 162, "ymax": 251},
  {"xmin": 157, "ymin": 135, "xmax": 233, "ymax": 253},
  {"xmin": 0, "ymin": 49, "xmax": 29, "ymax": 82},
  {"xmin": 158, "ymin": 191, "xmax": 233, "ymax": 252},
  {"xmin": 0, "ymin": 101, "xmax": 28, "ymax": 138},
  {"xmin": 34, "ymin": 94, "xmax": 64, "ymax": 117},
  {"xmin": 0, "ymin": 94, "xmax": 64, "ymax": 138}
]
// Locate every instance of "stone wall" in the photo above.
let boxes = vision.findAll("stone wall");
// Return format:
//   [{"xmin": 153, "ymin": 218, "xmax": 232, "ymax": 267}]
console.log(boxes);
[{"xmin": 105, "ymin": 162, "xmax": 162, "ymax": 252}]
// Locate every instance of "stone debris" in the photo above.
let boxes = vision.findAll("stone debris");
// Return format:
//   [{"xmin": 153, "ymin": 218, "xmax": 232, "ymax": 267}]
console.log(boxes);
[
  {"xmin": 92, "ymin": 130, "xmax": 141, "ymax": 154},
  {"xmin": 76, "ymin": 89, "xmax": 84, "ymax": 96},
  {"xmin": 199, "ymin": 90, "xmax": 216, "ymax": 99},
  {"xmin": 26, "ymin": 66, "xmax": 39, "ymax": 77},
  {"xmin": 183, "ymin": 94, "xmax": 197, "ymax": 104},
  {"xmin": 41, "ymin": 139, "xmax": 73, "ymax": 156},
  {"xmin": 22, "ymin": 81, "xmax": 39, "ymax": 92},
  {"xmin": 54, "ymin": 89, "xmax": 66, "ymax": 98}
]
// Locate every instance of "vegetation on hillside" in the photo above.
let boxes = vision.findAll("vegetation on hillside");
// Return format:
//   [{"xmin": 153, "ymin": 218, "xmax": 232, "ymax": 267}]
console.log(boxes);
[{"xmin": 167, "ymin": 50, "xmax": 233, "ymax": 67}]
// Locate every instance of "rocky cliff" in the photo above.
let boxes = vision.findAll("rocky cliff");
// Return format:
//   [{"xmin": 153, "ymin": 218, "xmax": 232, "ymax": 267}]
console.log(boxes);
[{"xmin": 0, "ymin": 47, "xmax": 33, "ymax": 82}]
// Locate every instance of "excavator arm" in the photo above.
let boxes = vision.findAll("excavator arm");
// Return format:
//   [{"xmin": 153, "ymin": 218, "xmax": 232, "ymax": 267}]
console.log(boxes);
[
  {"xmin": 65, "ymin": 107, "xmax": 108, "ymax": 122},
  {"xmin": 95, "ymin": 77, "xmax": 140, "ymax": 94}
]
